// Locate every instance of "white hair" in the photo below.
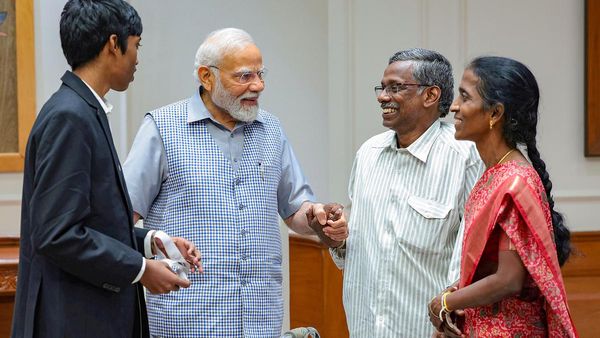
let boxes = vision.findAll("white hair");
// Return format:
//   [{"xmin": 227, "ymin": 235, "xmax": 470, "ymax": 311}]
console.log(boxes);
[{"xmin": 193, "ymin": 28, "xmax": 255, "ymax": 83}]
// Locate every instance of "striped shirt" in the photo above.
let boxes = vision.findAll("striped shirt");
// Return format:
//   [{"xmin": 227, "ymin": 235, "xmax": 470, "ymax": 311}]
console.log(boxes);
[{"xmin": 331, "ymin": 120, "xmax": 482, "ymax": 338}]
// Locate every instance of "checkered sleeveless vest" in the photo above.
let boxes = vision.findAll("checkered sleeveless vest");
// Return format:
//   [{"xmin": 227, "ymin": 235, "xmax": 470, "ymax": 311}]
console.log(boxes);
[{"xmin": 144, "ymin": 99, "xmax": 284, "ymax": 337}]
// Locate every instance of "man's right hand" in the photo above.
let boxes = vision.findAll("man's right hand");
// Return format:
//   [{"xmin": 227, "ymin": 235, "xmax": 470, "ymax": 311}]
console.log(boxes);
[
  {"xmin": 306, "ymin": 202, "xmax": 346, "ymax": 248},
  {"xmin": 140, "ymin": 259, "xmax": 191, "ymax": 294}
]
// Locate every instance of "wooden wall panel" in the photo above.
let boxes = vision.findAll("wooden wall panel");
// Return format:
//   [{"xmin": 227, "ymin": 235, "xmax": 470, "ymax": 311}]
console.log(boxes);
[
  {"xmin": 0, "ymin": 232, "xmax": 596, "ymax": 337},
  {"xmin": 562, "ymin": 231, "xmax": 600, "ymax": 336},
  {"xmin": 0, "ymin": 237, "xmax": 18, "ymax": 338},
  {"xmin": 289, "ymin": 233, "xmax": 348, "ymax": 338},
  {"xmin": 290, "ymin": 232, "xmax": 600, "ymax": 337}
]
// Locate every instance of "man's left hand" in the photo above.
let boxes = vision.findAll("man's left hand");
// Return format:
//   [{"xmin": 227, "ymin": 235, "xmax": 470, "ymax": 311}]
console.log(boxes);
[{"xmin": 306, "ymin": 202, "xmax": 348, "ymax": 248}]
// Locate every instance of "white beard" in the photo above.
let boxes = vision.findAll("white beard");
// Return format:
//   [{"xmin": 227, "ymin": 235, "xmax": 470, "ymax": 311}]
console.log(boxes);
[{"xmin": 212, "ymin": 79, "xmax": 259, "ymax": 122}]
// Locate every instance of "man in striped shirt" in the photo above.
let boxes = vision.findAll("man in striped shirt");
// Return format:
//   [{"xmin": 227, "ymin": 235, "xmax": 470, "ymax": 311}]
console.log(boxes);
[{"xmin": 331, "ymin": 48, "xmax": 483, "ymax": 337}]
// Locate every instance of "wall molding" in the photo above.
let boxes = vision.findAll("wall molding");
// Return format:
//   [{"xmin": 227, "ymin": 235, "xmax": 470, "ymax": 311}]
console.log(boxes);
[
  {"xmin": 0, "ymin": 195, "xmax": 20, "ymax": 206},
  {"xmin": 553, "ymin": 190, "xmax": 600, "ymax": 201}
]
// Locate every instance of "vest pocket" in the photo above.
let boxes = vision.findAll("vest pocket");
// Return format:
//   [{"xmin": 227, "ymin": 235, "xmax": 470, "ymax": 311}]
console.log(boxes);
[{"xmin": 257, "ymin": 161, "xmax": 280, "ymax": 187}]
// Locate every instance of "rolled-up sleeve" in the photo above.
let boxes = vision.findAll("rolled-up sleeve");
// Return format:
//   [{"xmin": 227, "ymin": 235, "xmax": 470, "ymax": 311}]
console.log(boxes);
[
  {"xmin": 123, "ymin": 115, "xmax": 168, "ymax": 219},
  {"xmin": 277, "ymin": 129, "xmax": 316, "ymax": 219}
]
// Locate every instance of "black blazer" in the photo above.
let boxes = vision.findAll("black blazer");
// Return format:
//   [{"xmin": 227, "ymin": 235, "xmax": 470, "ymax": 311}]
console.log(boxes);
[{"xmin": 11, "ymin": 71, "xmax": 150, "ymax": 338}]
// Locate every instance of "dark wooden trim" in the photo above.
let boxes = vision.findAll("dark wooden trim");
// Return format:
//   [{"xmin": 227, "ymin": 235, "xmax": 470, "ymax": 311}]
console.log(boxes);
[
  {"xmin": 585, "ymin": 0, "xmax": 600, "ymax": 156},
  {"xmin": 289, "ymin": 232, "xmax": 326, "ymax": 248},
  {"xmin": 0, "ymin": 237, "xmax": 19, "ymax": 248}
]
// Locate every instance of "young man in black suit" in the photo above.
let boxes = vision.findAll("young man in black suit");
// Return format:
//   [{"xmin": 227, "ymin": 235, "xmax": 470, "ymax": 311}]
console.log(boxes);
[{"xmin": 11, "ymin": 1, "xmax": 200, "ymax": 337}]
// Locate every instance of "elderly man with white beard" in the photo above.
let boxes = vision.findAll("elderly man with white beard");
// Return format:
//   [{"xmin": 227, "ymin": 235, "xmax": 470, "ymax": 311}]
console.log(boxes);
[{"xmin": 123, "ymin": 28, "xmax": 348, "ymax": 338}]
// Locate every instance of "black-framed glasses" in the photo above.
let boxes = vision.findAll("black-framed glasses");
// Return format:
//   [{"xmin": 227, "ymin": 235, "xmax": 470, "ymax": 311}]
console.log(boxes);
[
  {"xmin": 374, "ymin": 82, "xmax": 432, "ymax": 97},
  {"xmin": 209, "ymin": 65, "xmax": 268, "ymax": 85}
]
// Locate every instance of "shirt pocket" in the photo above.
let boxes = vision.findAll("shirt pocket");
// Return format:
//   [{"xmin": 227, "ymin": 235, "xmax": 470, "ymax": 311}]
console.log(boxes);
[
  {"xmin": 407, "ymin": 195, "xmax": 452, "ymax": 219},
  {"xmin": 395, "ymin": 195, "xmax": 453, "ymax": 254}
]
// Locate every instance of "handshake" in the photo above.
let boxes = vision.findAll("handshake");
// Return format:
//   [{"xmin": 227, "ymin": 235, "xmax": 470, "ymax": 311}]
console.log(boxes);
[{"xmin": 305, "ymin": 202, "xmax": 348, "ymax": 248}]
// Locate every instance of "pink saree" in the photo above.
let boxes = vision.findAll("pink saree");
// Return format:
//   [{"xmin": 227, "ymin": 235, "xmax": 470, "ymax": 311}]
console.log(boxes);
[{"xmin": 459, "ymin": 161, "xmax": 577, "ymax": 337}]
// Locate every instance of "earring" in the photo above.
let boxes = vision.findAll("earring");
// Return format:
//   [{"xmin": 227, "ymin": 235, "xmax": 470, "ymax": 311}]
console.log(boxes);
[{"xmin": 489, "ymin": 119, "xmax": 494, "ymax": 130}]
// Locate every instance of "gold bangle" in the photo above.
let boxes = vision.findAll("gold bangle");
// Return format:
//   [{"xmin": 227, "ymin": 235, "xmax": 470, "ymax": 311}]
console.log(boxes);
[
  {"xmin": 438, "ymin": 291, "xmax": 449, "ymax": 321},
  {"xmin": 428, "ymin": 303, "xmax": 437, "ymax": 318},
  {"xmin": 438, "ymin": 307, "xmax": 446, "ymax": 322},
  {"xmin": 442, "ymin": 291, "xmax": 452, "ymax": 312}
]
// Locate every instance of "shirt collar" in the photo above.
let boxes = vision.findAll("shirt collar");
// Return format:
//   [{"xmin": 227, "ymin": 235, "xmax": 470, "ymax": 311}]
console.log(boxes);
[
  {"xmin": 187, "ymin": 87, "xmax": 265, "ymax": 125},
  {"xmin": 374, "ymin": 120, "xmax": 442, "ymax": 163},
  {"xmin": 81, "ymin": 79, "xmax": 113, "ymax": 115}
]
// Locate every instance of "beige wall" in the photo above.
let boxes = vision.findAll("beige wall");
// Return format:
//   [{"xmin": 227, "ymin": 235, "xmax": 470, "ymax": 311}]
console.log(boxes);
[
  {"xmin": 335, "ymin": 0, "xmax": 600, "ymax": 231},
  {"xmin": 4, "ymin": 0, "xmax": 596, "ymax": 231}
]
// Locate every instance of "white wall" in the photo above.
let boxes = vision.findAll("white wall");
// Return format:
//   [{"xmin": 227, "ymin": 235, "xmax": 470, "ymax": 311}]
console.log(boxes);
[
  {"xmin": 0, "ymin": 0, "xmax": 131, "ymax": 236},
  {"xmin": 337, "ymin": 0, "xmax": 599, "ymax": 231},
  {"xmin": 9, "ymin": 0, "xmax": 597, "ymax": 231},
  {"xmin": 126, "ymin": 0, "xmax": 330, "ymax": 205}
]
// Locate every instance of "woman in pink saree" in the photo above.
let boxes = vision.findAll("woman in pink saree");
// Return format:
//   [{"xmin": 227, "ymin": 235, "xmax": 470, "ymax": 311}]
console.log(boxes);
[{"xmin": 428, "ymin": 56, "xmax": 577, "ymax": 337}]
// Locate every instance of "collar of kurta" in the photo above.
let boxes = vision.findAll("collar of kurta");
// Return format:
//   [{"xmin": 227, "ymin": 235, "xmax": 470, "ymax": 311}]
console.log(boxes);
[{"xmin": 373, "ymin": 119, "xmax": 442, "ymax": 163}]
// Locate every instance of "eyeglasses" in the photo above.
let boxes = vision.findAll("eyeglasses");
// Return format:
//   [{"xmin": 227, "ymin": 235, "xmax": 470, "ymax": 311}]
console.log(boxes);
[
  {"xmin": 209, "ymin": 65, "xmax": 268, "ymax": 85},
  {"xmin": 374, "ymin": 82, "xmax": 432, "ymax": 97}
]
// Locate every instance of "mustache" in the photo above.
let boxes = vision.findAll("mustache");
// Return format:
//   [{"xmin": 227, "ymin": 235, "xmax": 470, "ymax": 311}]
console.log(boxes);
[
  {"xmin": 240, "ymin": 92, "xmax": 260, "ymax": 100},
  {"xmin": 381, "ymin": 102, "xmax": 399, "ymax": 109}
]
